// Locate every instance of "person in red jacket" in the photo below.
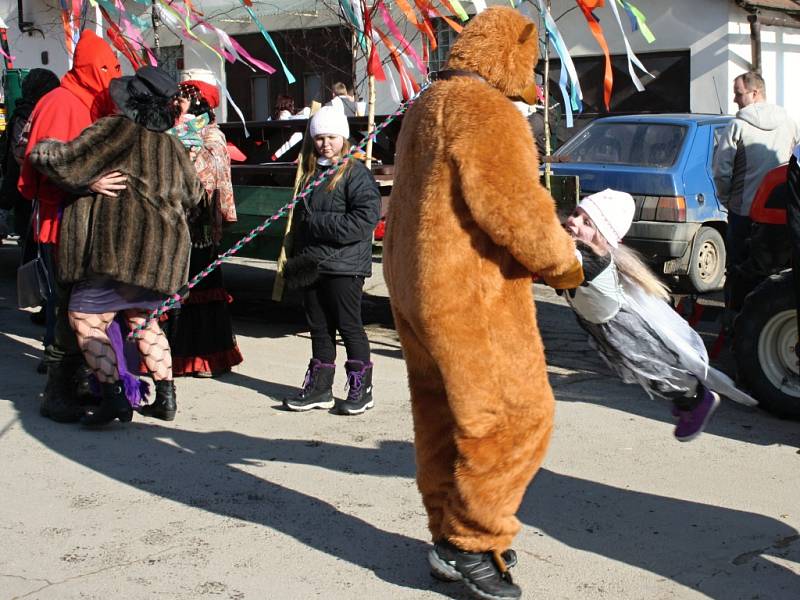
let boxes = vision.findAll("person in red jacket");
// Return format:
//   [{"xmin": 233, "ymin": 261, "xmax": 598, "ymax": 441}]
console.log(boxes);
[{"xmin": 19, "ymin": 29, "xmax": 127, "ymax": 423}]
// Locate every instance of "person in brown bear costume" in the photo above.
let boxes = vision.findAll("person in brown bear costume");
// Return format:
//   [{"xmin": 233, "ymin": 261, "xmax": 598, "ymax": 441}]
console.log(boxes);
[{"xmin": 383, "ymin": 8, "xmax": 584, "ymax": 600}]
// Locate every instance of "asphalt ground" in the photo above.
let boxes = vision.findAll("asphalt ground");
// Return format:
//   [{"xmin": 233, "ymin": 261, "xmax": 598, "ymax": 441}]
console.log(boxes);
[{"xmin": 1, "ymin": 240, "xmax": 798, "ymax": 600}]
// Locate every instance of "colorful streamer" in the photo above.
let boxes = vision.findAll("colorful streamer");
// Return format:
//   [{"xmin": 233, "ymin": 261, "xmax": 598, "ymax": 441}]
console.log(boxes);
[
  {"xmin": 617, "ymin": 0, "xmax": 655, "ymax": 43},
  {"xmin": 377, "ymin": 1, "xmax": 426, "ymax": 74},
  {"xmin": 363, "ymin": 0, "xmax": 387, "ymax": 81},
  {"xmin": 576, "ymin": 0, "xmax": 613, "ymax": 111},
  {"xmin": 240, "ymin": 2, "xmax": 296, "ymax": 84},
  {"xmin": 608, "ymin": 0, "xmax": 651, "ymax": 92},
  {"xmin": 536, "ymin": 0, "xmax": 583, "ymax": 127}
]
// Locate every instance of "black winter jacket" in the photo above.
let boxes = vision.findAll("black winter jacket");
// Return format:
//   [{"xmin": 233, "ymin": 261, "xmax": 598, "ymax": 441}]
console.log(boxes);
[{"xmin": 294, "ymin": 159, "xmax": 381, "ymax": 277}]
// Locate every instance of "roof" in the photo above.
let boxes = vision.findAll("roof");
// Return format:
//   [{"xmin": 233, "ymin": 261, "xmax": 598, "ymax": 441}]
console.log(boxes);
[
  {"xmin": 594, "ymin": 113, "xmax": 733, "ymax": 126},
  {"xmin": 738, "ymin": 0, "xmax": 800, "ymax": 13}
]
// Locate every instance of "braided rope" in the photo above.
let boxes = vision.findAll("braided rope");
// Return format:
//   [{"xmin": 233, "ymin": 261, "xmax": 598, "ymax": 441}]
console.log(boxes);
[{"xmin": 128, "ymin": 85, "xmax": 428, "ymax": 339}]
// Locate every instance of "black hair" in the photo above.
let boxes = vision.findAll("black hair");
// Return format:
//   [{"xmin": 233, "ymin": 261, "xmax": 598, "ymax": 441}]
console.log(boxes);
[
  {"xmin": 126, "ymin": 92, "xmax": 182, "ymax": 132},
  {"xmin": 179, "ymin": 84, "xmax": 216, "ymax": 124}
]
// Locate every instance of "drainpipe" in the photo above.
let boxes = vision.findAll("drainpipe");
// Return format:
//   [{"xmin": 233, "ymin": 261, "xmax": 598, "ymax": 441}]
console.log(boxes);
[
  {"xmin": 17, "ymin": 0, "xmax": 44, "ymax": 38},
  {"xmin": 748, "ymin": 12, "xmax": 762, "ymax": 73}
]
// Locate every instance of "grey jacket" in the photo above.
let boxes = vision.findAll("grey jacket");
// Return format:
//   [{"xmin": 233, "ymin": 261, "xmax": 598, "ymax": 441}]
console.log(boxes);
[{"xmin": 713, "ymin": 102, "xmax": 800, "ymax": 217}]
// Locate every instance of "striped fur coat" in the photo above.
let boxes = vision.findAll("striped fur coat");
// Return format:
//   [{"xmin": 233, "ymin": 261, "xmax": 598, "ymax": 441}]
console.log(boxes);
[{"xmin": 29, "ymin": 115, "xmax": 203, "ymax": 295}]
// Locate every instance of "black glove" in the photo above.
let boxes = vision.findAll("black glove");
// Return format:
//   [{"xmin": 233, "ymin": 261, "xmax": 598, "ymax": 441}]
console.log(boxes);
[{"xmin": 555, "ymin": 287, "xmax": 577, "ymax": 298}]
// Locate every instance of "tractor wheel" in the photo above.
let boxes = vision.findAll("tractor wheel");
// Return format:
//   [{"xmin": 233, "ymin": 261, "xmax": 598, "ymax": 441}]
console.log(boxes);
[{"xmin": 733, "ymin": 271, "xmax": 800, "ymax": 419}]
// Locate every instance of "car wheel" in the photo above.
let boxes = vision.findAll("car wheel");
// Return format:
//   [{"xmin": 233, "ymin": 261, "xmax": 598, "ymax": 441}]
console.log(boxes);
[
  {"xmin": 733, "ymin": 271, "xmax": 800, "ymax": 419},
  {"xmin": 685, "ymin": 226, "xmax": 725, "ymax": 293}
]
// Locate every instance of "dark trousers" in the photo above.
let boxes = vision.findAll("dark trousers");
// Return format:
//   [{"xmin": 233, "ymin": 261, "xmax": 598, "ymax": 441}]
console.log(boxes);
[
  {"xmin": 303, "ymin": 274, "xmax": 370, "ymax": 363},
  {"xmin": 724, "ymin": 212, "xmax": 753, "ymax": 309},
  {"xmin": 40, "ymin": 243, "xmax": 80, "ymax": 367}
]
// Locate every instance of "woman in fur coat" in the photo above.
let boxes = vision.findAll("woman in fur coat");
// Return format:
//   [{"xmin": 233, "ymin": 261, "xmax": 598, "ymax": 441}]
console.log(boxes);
[{"xmin": 28, "ymin": 66, "xmax": 203, "ymax": 426}]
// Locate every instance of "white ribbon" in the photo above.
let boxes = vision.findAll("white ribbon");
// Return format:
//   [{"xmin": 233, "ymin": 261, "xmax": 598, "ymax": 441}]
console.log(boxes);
[{"xmin": 607, "ymin": 0, "xmax": 651, "ymax": 92}]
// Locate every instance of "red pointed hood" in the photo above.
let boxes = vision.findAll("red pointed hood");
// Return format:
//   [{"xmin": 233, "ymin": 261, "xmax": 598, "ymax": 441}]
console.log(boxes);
[{"xmin": 61, "ymin": 30, "xmax": 121, "ymax": 118}]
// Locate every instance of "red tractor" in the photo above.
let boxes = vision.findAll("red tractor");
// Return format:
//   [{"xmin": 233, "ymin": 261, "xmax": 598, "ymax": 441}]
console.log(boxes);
[{"xmin": 732, "ymin": 161, "xmax": 800, "ymax": 419}]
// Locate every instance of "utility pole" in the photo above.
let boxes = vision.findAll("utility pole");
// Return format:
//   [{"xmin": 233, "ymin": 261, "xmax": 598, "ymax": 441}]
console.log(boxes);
[
  {"xmin": 151, "ymin": 0, "xmax": 162, "ymax": 63},
  {"xmin": 543, "ymin": 0, "xmax": 552, "ymax": 191}
]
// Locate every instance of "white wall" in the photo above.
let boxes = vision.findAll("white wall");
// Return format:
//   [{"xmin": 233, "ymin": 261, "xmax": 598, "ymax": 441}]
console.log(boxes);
[
  {"xmin": 0, "ymin": 0, "xmax": 77, "ymax": 82},
  {"xmin": 726, "ymin": 4, "xmax": 800, "ymax": 121}
]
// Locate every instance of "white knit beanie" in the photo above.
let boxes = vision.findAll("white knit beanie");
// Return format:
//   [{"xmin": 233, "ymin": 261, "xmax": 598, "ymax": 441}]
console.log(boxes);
[
  {"xmin": 309, "ymin": 106, "xmax": 350, "ymax": 139},
  {"xmin": 577, "ymin": 189, "xmax": 636, "ymax": 248},
  {"xmin": 180, "ymin": 68, "xmax": 216, "ymax": 86}
]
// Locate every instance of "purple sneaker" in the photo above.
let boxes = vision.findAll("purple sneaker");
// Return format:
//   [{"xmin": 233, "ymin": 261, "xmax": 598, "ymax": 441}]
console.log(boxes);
[{"xmin": 673, "ymin": 389, "xmax": 720, "ymax": 442}]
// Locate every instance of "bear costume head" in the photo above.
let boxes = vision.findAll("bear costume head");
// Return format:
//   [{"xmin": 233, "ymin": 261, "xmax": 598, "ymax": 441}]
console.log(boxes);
[{"xmin": 444, "ymin": 7, "xmax": 539, "ymax": 104}]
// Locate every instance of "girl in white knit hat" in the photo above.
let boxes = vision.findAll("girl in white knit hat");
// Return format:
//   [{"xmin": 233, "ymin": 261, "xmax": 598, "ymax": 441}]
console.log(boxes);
[
  {"xmin": 558, "ymin": 189, "xmax": 756, "ymax": 441},
  {"xmin": 282, "ymin": 105, "xmax": 381, "ymax": 416}
]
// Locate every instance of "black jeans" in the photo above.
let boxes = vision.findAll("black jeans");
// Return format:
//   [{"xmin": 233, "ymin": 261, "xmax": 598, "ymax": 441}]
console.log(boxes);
[
  {"xmin": 40, "ymin": 243, "xmax": 81, "ymax": 367},
  {"xmin": 724, "ymin": 212, "xmax": 753, "ymax": 310},
  {"xmin": 303, "ymin": 274, "xmax": 370, "ymax": 363}
]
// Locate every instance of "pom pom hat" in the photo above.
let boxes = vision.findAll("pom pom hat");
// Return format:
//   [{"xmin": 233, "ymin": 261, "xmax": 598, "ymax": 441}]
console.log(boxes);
[
  {"xmin": 577, "ymin": 189, "xmax": 636, "ymax": 248},
  {"xmin": 309, "ymin": 105, "xmax": 350, "ymax": 139}
]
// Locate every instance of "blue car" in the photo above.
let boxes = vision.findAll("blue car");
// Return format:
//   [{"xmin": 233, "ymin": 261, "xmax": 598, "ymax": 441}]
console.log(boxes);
[{"xmin": 549, "ymin": 114, "xmax": 732, "ymax": 292}]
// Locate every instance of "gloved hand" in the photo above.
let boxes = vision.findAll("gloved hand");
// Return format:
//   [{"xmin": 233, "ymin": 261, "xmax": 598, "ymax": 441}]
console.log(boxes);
[{"xmin": 554, "ymin": 287, "xmax": 577, "ymax": 299}]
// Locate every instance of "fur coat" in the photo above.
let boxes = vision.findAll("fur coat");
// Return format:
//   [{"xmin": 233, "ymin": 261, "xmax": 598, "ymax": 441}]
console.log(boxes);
[
  {"xmin": 29, "ymin": 115, "xmax": 203, "ymax": 295},
  {"xmin": 383, "ymin": 7, "xmax": 583, "ymax": 553}
]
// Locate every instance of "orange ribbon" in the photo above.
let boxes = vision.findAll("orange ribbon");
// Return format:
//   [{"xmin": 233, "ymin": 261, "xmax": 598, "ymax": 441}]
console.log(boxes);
[
  {"xmin": 576, "ymin": 0, "xmax": 613, "ymax": 111},
  {"xmin": 374, "ymin": 25, "xmax": 419, "ymax": 100}
]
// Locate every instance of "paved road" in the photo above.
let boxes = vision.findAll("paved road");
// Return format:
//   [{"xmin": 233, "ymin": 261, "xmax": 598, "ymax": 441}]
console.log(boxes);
[{"xmin": 1, "ymin": 243, "xmax": 798, "ymax": 600}]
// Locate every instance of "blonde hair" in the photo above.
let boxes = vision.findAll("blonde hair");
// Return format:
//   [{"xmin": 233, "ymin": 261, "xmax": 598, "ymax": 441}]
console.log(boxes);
[
  {"xmin": 611, "ymin": 244, "xmax": 671, "ymax": 301},
  {"xmin": 302, "ymin": 138, "xmax": 354, "ymax": 192},
  {"xmin": 578, "ymin": 208, "xmax": 670, "ymax": 301}
]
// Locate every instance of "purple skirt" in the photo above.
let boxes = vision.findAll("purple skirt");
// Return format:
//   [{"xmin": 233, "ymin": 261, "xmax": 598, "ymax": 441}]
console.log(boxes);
[{"xmin": 69, "ymin": 279, "xmax": 166, "ymax": 314}]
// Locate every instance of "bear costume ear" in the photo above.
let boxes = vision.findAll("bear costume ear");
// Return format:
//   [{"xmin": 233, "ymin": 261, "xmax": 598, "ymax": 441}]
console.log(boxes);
[{"xmin": 518, "ymin": 23, "xmax": 536, "ymax": 43}]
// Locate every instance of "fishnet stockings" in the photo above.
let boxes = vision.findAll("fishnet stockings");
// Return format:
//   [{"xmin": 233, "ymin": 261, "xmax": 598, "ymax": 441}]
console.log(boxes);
[
  {"xmin": 69, "ymin": 312, "xmax": 118, "ymax": 383},
  {"xmin": 123, "ymin": 310, "xmax": 173, "ymax": 381},
  {"xmin": 68, "ymin": 310, "xmax": 174, "ymax": 383}
]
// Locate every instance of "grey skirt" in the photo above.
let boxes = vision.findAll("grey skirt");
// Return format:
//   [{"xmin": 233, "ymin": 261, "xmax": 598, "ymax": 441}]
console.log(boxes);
[{"xmin": 576, "ymin": 304, "xmax": 698, "ymax": 400}]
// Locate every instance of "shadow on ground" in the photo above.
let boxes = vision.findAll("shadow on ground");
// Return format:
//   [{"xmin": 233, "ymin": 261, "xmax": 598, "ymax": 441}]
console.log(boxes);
[{"xmin": 1, "ymin": 243, "xmax": 798, "ymax": 598}]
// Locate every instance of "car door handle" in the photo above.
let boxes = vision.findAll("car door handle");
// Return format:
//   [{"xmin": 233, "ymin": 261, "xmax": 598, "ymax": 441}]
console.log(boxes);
[{"xmin": 696, "ymin": 193, "xmax": 705, "ymax": 204}]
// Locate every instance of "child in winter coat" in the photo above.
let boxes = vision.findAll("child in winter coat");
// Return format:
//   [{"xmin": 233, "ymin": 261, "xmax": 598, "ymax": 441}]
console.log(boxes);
[
  {"xmin": 558, "ymin": 189, "xmax": 756, "ymax": 441},
  {"xmin": 282, "ymin": 106, "xmax": 381, "ymax": 415}
]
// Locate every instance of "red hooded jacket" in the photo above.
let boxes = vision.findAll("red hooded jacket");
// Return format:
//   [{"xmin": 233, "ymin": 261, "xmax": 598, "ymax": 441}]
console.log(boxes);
[{"xmin": 18, "ymin": 30, "xmax": 120, "ymax": 244}]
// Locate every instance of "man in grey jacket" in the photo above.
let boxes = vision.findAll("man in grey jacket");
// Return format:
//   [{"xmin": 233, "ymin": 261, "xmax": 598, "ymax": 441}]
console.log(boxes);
[{"xmin": 713, "ymin": 71, "xmax": 799, "ymax": 311}]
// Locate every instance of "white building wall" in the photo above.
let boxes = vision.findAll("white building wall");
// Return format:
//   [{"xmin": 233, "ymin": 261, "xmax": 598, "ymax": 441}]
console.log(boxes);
[
  {"xmin": 0, "ymin": 0, "xmax": 77, "ymax": 78},
  {"xmin": 726, "ymin": 5, "xmax": 800, "ymax": 121}
]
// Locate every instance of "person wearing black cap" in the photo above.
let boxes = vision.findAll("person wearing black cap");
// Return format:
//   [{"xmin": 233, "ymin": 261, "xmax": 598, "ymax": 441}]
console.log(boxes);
[{"xmin": 27, "ymin": 66, "xmax": 203, "ymax": 426}]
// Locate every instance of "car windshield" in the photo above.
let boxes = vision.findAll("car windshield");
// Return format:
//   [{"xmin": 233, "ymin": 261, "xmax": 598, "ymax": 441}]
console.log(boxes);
[{"xmin": 556, "ymin": 122, "xmax": 687, "ymax": 167}]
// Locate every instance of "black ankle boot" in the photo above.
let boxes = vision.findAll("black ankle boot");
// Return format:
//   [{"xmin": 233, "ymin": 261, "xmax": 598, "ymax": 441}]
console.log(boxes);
[
  {"xmin": 429, "ymin": 541, "xmax": 522, "ymax": 600},
  {"xmin": 139, "ymin": 380, "xmax": 177, "ymax": 421},
  {"xmin": 40, "ymin": 362, "xmax": 84, "ymax": 423},
  {"xmin": 334, "ymin": 360, "xmax": 374, "ymax": 415},
  {"xmin": 81, "ymin": 381, "xmax": 133, "ymax": 426},
  {"xmin": 74, "ymin": 363, "xmax": 100, "ymax": 407},
  {"xmin": 283, "ymin": 359, "xmax": 335, "ymax": 411}
]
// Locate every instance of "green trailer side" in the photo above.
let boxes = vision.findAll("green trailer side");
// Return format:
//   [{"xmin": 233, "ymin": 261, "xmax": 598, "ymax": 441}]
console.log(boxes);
[{"xmin": 218, "ymin": 185, "xmax": 293, "ymax": 261}]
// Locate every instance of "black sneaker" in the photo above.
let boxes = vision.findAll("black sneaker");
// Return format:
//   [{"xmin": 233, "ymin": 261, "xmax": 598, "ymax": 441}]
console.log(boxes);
[
  {"xmin": 431, "ymin": 546, "xmax": 517, "ymax": 582},
  {"xmin": 429, "ymin": 541, "xmax": 521, "ymax": 600}
]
